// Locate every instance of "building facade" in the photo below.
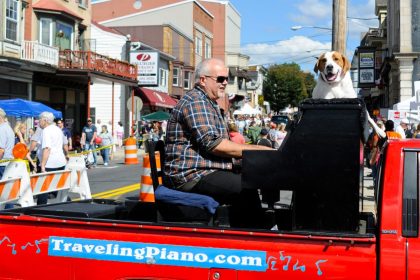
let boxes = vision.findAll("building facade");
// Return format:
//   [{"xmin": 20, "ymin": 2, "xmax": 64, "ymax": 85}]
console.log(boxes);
[{"xmin": 0, "ymin": 0, "xmax": 137, "ymax": 137}]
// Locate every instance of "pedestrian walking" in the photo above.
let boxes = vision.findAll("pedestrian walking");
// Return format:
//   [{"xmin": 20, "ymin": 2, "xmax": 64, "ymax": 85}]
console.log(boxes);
[
  {"xmin": 256, "ymin": 128, "xmax": 272, "ymax": 148},
  {"xmin": 116, "ymin": 121, "xmax": 124, "ymax": 148},
  {"xmin": 56, "ymin": 119, "xmax": 72, "ymax": 151},
  {"xmin": 0, "ymin": 108, "xmax": 14, "ymax": 178},
  {"xmin": 98, "ymin": 125, "xmax": 113, "ymax": 166},
  {"xmin": 13, "ymin": 121, "xmax": 37, "ymax": 172},
  {"xmin": 81, "ymin": 118, "xmax": 97, "ymax": 166},
  {"xmin": 38, "ymin": 112, "xmax": 67, "ymax": 205}
]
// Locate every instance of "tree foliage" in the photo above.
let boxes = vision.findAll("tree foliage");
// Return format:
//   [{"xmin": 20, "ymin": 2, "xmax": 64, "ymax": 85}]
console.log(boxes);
[{"xmin": 263, "ymin": 63, "xmax": 315, "ymax": 112}]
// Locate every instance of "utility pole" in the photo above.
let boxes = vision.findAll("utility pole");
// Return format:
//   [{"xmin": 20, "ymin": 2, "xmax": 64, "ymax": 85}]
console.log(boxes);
[{"xmin": 332, "ymin": 0, "xmax": 347, "ymax": 54}]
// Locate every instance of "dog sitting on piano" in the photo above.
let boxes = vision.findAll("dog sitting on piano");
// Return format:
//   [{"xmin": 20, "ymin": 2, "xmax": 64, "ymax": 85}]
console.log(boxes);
[{"xmin": 312, "ymin": 51, "xmax": 385, "ymax": 138}]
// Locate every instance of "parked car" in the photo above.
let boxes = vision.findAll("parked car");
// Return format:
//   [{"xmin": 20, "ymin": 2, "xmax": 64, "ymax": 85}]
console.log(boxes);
[{"xmin": 270, "ymin": 115, "xmax": 289, "ymax": 125}]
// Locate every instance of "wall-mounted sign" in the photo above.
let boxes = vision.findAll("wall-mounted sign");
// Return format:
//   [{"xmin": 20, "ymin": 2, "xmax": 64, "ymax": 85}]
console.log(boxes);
[
  {"xmin": 130, "ymin": 51, "xmax": 159, "ymax": 86},
  {"xmin": 358, "ymin": 47, "xmax": 376, "ymax": 88}
]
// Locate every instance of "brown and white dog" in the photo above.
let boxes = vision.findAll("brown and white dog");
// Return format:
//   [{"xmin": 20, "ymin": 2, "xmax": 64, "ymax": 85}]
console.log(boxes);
[
  {"xmin": 312, "ymin": 51, "xmax": 356, "ymax": 99},
  {"xmin": 312, "ymin": 51, "xmax": 385, "ymax": 138}
]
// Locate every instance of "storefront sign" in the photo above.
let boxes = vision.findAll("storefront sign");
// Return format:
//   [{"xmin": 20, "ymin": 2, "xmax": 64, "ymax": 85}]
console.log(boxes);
[
  {"xmin": 130, "ymin": 51, "xmax": 159, "ymax": 86},
  {"xmin": 357, "ymin": 47, "xmax": 376, "ymax": 88}
]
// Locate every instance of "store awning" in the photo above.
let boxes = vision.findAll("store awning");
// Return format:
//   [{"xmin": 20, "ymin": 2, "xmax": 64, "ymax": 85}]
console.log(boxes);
[
  {"xmin": 32, "ymin": 0, "xmax": 83, "ymax": 20},
  {"xmin": 138, "ymin": 88, "xmax": 178, "ymax": 109}
]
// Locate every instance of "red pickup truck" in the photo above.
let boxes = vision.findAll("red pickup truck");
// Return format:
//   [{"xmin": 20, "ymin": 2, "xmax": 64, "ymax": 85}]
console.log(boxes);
[{"xmin": 0, "ymin": 101, "xmax": 418, "ymax": 280}]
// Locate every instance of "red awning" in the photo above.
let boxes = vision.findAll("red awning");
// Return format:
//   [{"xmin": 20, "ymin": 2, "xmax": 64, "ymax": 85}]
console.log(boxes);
[
  {"xmin": 32, "ymin": 0, "xmax": 84, "ymax": 20},
  {"xmin": 138, "ymin": 88, "xmax": 178, "ymax": 109}
]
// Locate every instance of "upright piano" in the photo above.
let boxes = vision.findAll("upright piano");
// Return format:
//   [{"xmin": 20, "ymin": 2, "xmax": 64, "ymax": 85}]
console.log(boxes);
[{"xmin": 242, "ymin": 99, "xmax": 369, "ymax": 232}]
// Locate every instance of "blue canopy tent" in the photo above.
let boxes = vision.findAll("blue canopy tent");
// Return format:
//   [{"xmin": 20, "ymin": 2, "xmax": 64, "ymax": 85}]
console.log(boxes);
[{"xmin": 0, "ymin": 98, "xmax": 62, "ymax": 118}]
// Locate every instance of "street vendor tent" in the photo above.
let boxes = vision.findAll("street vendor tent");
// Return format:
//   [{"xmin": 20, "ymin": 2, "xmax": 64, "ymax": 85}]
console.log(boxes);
[
  {"xmin": 233, "ymin": 103, "xmax": 261, "ymax": 115},
  {"xmin": 142, "ymin": 111, "xmax": 170, "ymax": 121},
  {"xmin": 0, "ymin": 98, "xmax": 62, "ymax": 118}
]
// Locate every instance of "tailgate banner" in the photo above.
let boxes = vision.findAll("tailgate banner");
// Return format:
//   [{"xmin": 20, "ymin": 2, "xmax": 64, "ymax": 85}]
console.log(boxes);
[{"xmin": 48, "ymin": 236, "xmax": 267, "ymax": 271}]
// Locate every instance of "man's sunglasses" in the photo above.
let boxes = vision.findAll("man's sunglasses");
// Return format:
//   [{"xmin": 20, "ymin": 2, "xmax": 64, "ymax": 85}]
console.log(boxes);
[{"xmin": 205, "ymin": 75, "xmax": 229, "ymax": 83}]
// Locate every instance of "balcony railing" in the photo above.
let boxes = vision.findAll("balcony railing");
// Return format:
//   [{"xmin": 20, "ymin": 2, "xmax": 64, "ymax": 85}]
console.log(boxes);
[
  {"xmin": 21, "ymin": 41, "xmax": 59, "ymax": 67},
  {"xmin": 58, "ymin": 50, "xmax": 138, "ymax": 81}
]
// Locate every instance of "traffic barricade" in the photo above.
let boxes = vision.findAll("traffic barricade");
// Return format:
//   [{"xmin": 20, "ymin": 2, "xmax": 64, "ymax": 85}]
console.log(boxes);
[
  {"xmin": 125, "ymin": 137, "xmax": 139, "ymax": 165},
  {"xmin": 30, "ymin": 170, "xmax": 72, "ymax": 204},
  {"xmin": 66, "ymin": 155, "xmax": 92, "ymax": 200},
  {"xmin": 1, "ymin": 160, "xmax": 35, "ymax": 207},
  {"xmin": 0, "ymin": 177, "xmax": 22, "ymax": 209},
  {"xmin": 140, "ymin": 153, "xmax": 158, "ymax": 202}
]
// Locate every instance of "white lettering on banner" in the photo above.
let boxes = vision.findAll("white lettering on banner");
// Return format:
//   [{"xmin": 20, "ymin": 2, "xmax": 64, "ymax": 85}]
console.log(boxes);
[{"xmin": 49, "ymin": 236, "xmax": 266, "ymax": 271}]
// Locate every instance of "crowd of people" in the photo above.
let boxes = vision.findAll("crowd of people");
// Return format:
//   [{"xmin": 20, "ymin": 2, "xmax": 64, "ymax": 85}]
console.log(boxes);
[{"xmin": 226, "ymin": 115, "xmax": 289, "ymax": 149}]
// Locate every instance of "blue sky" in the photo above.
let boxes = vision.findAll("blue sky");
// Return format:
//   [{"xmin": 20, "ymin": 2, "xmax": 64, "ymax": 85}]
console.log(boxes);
[{"xmin": 228, "ymin": 0, "xmax": 377, "ymax": 71}]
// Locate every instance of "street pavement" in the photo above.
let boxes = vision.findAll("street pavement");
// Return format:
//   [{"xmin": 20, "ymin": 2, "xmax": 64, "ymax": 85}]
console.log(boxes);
[{"xmin": 72, "ymin": 146, "xmax": 145, "ymax": 200}]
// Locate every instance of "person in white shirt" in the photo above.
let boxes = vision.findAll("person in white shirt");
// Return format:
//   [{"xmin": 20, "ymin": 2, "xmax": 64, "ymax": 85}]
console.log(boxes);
[
  {"xmin": 39, "ymin": 112, "xmax": 67, "ymax": 172},
  {"xmin": 0, "ymin": 108, "xmax": 14, "ymax": 178},
  {"xmin": 396, "ymin": 118, "xmax": 409, "ymax": 139}
]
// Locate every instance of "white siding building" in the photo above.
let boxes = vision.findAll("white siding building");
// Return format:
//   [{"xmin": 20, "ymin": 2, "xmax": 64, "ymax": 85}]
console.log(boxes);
[{"xmin": 90, "ymin": 23, "xmax": 128, "ymax": 137}]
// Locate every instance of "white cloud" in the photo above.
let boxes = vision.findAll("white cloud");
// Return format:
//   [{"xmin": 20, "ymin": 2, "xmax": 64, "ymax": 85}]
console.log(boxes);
[
  {"xmin": 291, "ymin": 0, "xmax": 332, "ymax": 25},
  {"xmin": 241, "ymin": 0, "xmax": 377, "ymax": 71},
  {"xmin": 242, "ymin": 36, "xmax": 330, "ymax": 70}
]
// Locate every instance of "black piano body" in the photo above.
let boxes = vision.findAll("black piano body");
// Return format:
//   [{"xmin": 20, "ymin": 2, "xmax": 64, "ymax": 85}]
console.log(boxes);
[{"xmin": 242, "ymin": 99, "xmax": 369, "ymax": 232}]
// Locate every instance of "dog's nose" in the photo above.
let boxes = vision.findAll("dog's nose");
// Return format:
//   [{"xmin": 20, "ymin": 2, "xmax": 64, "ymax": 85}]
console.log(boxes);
[{"xmin": 326, "ymin": 64, "xmax": 333, "ymax": 71}]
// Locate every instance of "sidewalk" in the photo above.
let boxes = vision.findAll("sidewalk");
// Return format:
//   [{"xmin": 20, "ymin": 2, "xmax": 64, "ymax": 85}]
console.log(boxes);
[
  {"xmin": 93, "ymin": 145, "xmax": 145, "ymax": 165},
  {"xmin": 362, "ymin": 166, "xmax": 375, "ymax": 214}
]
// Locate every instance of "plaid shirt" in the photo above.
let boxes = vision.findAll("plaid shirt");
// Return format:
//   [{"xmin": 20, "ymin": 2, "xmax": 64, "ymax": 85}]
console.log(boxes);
[{"xmin": 165, "ymin": 86, "xmax": 232, "ymax": 189}]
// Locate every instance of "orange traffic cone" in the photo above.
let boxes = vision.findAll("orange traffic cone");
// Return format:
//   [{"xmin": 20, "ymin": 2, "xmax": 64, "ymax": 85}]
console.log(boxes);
[
  {"xmin": 140, "ymin": 153, "xmax": 161, "ymax": 202},
  {"xmin": 125, "ymin": 137, "xmax": 139, "ymax": 165}
]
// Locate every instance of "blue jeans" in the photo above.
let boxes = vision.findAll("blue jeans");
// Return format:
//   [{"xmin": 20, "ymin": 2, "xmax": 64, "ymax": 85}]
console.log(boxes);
[
  {"xmin": 101, "ymin": 148, "xmax": 110, "ymax": 164},
  {"xmin": 0, "ymin": 166, "xmax": 5, "ymax": 179},
  {"xmin": 84, "ymin": 143, "xmax": 97, "ymax": 165}
]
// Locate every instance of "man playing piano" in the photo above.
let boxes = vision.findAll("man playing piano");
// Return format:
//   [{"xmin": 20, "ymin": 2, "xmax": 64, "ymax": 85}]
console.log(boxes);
[{"xmin": 164, "ymin": 58, "xmax": 272, "ymax": 227}]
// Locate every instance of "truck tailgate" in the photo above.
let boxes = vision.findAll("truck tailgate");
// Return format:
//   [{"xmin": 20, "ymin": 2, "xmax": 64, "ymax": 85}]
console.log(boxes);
[{"xmin": 0, "ymin": 215, "xmax": 376, "ymax": 280}]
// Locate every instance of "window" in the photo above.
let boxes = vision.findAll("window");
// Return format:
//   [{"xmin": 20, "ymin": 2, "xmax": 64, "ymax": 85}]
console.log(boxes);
[
  {"xmin": 194, "ymin": 32, "xmax": 202, "ymax": 55},
  {"xmin": 5, "ymin": 0, "xmax": 19, "ymax": 41},
  {"xmin": 55, "ymin": 21, "xmax": 73, "ymax": 50},
  {"xmin": 78, "ymin": 0, "xmax": 88, "ymax": 8},
  {"xmin": 40, "ymin": 18, "xmax": 53, "ymax": 46},
  {"xmin": 159, "ymin": 68, "xmax": 168, "ymax": 87},
  {"xmin": 173, "ymin": 67, "xmax": 180, "ymax": 86},
  {"xmin": 204, "ymin": 38, "xmax": 211, "ymax": 59},
  {"xmin": 184, "ymin": 72, "xmax": 191, "ymax": 89}
]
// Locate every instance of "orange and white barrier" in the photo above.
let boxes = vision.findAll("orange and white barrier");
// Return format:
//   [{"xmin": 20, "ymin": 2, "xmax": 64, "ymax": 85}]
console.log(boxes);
[
  {"xmin": 30, "ymin": 170, "xmax": 71, "ymax": 204},
  {"xmin": 140, "ymin": 153, "xmax": 160, "ymax": 202},
  {"xmin": 1, "ymin": 160, "xmax": 34, "ymax": 207},
  {"xmin": 66, "ymin": 155, "xmax": 92, "ymax": 200},
  {"xmin": 0, "ymin": 177, "xmax": 22, "ymax": 209},
  {"xmin": 125, "ymin": 137, "xmax": 139, "ymax": 165}
]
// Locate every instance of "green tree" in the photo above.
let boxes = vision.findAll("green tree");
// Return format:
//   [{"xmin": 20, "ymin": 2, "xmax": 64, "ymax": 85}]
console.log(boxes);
[
  {"xmin": 301, "ymin": 71, "xmax": 317, "ymax": 98},
  {"xmin": 263, "ymin": 63, "xmax": 313, "ymax": 112}
]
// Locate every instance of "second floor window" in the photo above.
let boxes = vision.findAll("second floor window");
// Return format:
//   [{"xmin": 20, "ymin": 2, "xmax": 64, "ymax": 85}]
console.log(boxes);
[
  {"xmin": 205, "ymin": 39, "xmax": 211, "ymax": 59},
  {"xmin": 184, "ymin": 72, "xmax": 191, "ymax": 89},
  {"xmin": 173, "ymin": 67, "xmax": 179, "ymax": 86},
  {"xmin": 55, "ymin": 21, "xmax": 74, "ymax": 50},
  {"xmin": 40, "ymin": 18, "xmax": 53, "ymax": 46},
  {"xmin": 78, "ymin": 0, "xmax": 88, "ymax": 8},
  {"xmin": 5, "ymin": 0, "xmax": 19, "ymax": 41},
  {"xmin": 195, "ymin": 32, "xmax": 202, "ymax": 56},
  {"xmin": 159, "ymin": 68, "xmax": 168, "ymax": 88}
]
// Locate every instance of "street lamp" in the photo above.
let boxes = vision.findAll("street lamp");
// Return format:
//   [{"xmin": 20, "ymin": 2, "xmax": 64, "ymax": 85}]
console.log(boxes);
[{"xmin": 291, "ymin": 25, "xmax": 332, "ymax": 31}]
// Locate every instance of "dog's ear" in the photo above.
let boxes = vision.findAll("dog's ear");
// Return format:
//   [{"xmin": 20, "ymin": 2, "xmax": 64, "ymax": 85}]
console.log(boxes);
[
  {"xmin": 341, "ymin": 53, "xmax": 351, "ymax": 73},
  {"xmin": 313, "ymin": 57, "xmax": 320, "ymax": 74}
]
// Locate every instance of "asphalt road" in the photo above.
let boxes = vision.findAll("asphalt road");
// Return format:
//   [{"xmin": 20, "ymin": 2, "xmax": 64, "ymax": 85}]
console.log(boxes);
[{"xmin": 70, "ymin": 148, "xmax": 144, "ymax": 200}]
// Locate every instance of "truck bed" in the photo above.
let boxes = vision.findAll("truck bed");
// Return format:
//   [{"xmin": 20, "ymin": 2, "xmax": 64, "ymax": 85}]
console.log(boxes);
[{"xmin": 0, "ymin": 199, "xmax": 376, "ymax": 280}]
